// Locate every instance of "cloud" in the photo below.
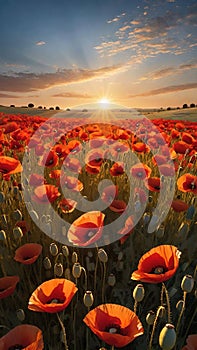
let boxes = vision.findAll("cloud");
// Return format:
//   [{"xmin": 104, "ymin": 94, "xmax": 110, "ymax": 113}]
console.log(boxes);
[
  {"xmin": 35, "ymin": 41, "xmax": 46, "ymax": 46},
  {"xmin": 0, "ymin": 93, "xmax": 20, "ymax": 98},
  {"xmin": 52, "ymin": 92, "xmax": 95, "ymax": 98},
  {"xmin": 0, "ymin": 64, "xmax": 124, "ymax": 92},
  {"xmin": 140, "ymin": 61, "xmax": 197, "ymax": 80},
  {"xmin": 129, "ymin": 83, "xmax": 197, "ymax": 97},
  {"xmin": 107, "ymin": 12, "xmax": 126, "ymax": 24}
]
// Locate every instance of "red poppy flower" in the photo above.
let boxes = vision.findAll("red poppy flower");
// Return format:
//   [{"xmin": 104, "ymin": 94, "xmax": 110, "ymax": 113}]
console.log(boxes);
[
  {"xmin": 152, "ymin": 155, "xmax": 169, "ymax": 166},
  {"xmin": 182, "ymin": 334, "xmax": 197, "ymax": 350},
  {"xmin": 159, "ymin": 164, "xmax": 175, "ymax": 176},
  {"xmin": 4, "ymin": 121, "xmax": 19, "ymax": 134},
  {"xmin": 0, "ymin": 324, "xmax": 44, "ymax": 350},
  {"xmin": 0, "ymin": 276, "xmax": 19, "ymax": 299},
  {"xmin": 58, "ymin": 198, "xmax": 77, "ymax": 213},
  {"xmin": 182, "ymin": 132, "xmax": 194, "ymax": 145},
  {"xmin": 67, "ymin": 211, "xmax": 105, "ymax": 247},
  {"xmin": 83, "ymin": 303, "xmax": 144, "ymax": 348},
  {"xmin": 53, "ymin": 144, "xmax": 68, "ymax": 158},
  {"xmin": 101, "ymin": 185, "xmax": 118, "ymax": 203},
  {"xmin": 62, "ymin": 176, "xmax": 84, "ymax": 192},
  {"xmin": 0, "ymin": 156, "xmax": 23, "ymax": 178},
  {"xmin": 85, "ymin": 150, "xmax": 104, "ymax": 167},
  {"xmin": 28, "ymin": 278, "xmax": 77, "ymax": 313},
  {"xmin": 131, "ymin": 245, "xmax": 180, "ymax": 283},
  {"xmin": 67, "ymin": 140, "xmax": 82, "ymax": 154},
  {"xmin": 133, "ymin": 142, "xmax": 149, "ymax": 153},
  {"xmin": 177, "ymin": 174, "xmax": 197, "ymax": 194},
  {"xmin": 15, "ymin": 220, "xmax": 30, "ymax": 235},
  {"xmin": 134, "ymin": 188, "xmax": 148, "ymax": 203},
  {"xmin": 130, "ymin": 163, "xmax": 152, "ymax": 180},
  {"xmin": 146, "ymin": 177, "xmax": 161, "ymax": 192},
  {"xmin": 14, "ymin": 243, "xmax": 42, "ymax": 265},
  {"xmin": 173, "ymin": 141, "xmax": 191, "ymax": 154},
  {"xmin": 118, "ymin": 216, "xmax": 134, "ymax": 244},
  {"xmin": 110, "ymin": 162, "xmax": 124, "ymax": 176},
  {"xmin": 85, "ymin": 164, "xmax": 101, "ymax": 174},
  {"xmin": 171, "ymin": 199, "xmax": 189, "ymax": 212},
  {"xmin": 89, "ymin": 138, "xmax": 106, "ymax": 148},
  {"xmin": 111, "ymin": 142, "xmax": 130, "ymax": 155},
  {"xmin": 29, "ymin": 173, "xmax": 45, "ymax": 187},
  {"xmin": 109, "ymin": 199, "xmax": 127, "ymax": 213},
  {"xmin": 40, "ymin": 150, "xmax": 59, "ymax": 167},
  {"xmin": 32, "ymin": 184, "xmax": 61, "ymax": 203}
]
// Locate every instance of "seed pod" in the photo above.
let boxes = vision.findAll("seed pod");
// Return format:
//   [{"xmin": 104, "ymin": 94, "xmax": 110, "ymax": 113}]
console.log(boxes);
[
  {"xmin": 54, "ymin": 263, "xmax": 64, "ymax": 277},
  {"xmin": 13, "ymin": 186, "xmax": 19, "ymax": 195},
  {"xmin": 62, "ymin": 245, "xmax": 69, "ymax": 257},
  {"xmin": 49, "ymin": 243, "xmax": 58, "ymax": 256},
  {"xmin": 72, "ymin": 262, "xmax": 82, "ymax": 278},
  {"xmin": 29, "ymin": 210, "xmax": 39, "ymax": 222},
  {"xmin": 43, "ymin": 257, "xmax": 52, "ymax": 270},
  {"xmin": 159, "ymin": 324, "xmax": 176, "ymax": 350},
  {"xmin": 156, "ymin": 225, "xmax": 165, "ymax": 238},
  {"xmin": 83, "ymin": 291, "xmax": 94, "ymax": 307},
  {"xmin": 13, "ymin": 226, "xmax": 23, "ymax": 240},
  {"xmin": 72, "ymin": 252, "xmax": 78, "ymax": 263},
  {"xmin": 12, "ymin": 209, "xmax": 22, "ymax": 221},
  {"xmin": 64, "ymin": 268, "xmax": 71, "ymax": 280},
  {"xmin": 16, "ymin": 309, "xmax": 25, "ymax": 322},
  {"xmin": 1, "ymin": 214, "xmax": 7, "ymax": 226},
  {"xmin": 108, "ymin": 273, "xmax": 116, "ymax": 287},
  {"xmin": 146, "ymin": 310, "xmax": 155, "ymax": 325},
  {"xmin": 98, "ymin": 248, "xmax": 108, "ymax": 263},
  {"xmin": 0, "ymin": 230, "xmax": 6, "ymax": 242},
  {"xmin": 133, "ymin": 284, "xmax": 145, "ymax": 302},
  {"xmin": 181, "ymin": 275, "xmax": 194, "ymax": 293},
  {"xmin": 0, "ymin": 191, "xmax": 5, "ymax": 203},
  {"xmin": 186, "ymin": 205, "xmax": 195, "ymax": 220}
]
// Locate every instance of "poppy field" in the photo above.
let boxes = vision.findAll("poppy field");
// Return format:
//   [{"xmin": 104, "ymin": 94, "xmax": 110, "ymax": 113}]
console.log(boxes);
[{"xmin": 0, "ymin": 111, "xmax": 197, "ymax": 350}]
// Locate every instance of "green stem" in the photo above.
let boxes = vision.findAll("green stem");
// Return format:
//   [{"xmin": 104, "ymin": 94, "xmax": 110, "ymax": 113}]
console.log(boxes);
[
  {"xmin": 56, "ymin": 313, "xmax": 69, "ymax": 350},
  {"xmin": 134, "ymin": 300, "xmax": 138, "ymax": 315},
  {"xmin": 176, "ymin": 291, "xmax": 186, "ymax": 335},
  {"xmin": 162, "ymin": 283, "xmax": 171, "ymax": 323},
  {"xmin": 148, "ymin": 306, "xmax": 163, "ymax": 350},
  {"xmin": 85, "ymin": 307, "xmax": 90, "ymax": 350},
  {"xmin": 102, "ymin": 262, "xmax": 107, "ymax": 304}
]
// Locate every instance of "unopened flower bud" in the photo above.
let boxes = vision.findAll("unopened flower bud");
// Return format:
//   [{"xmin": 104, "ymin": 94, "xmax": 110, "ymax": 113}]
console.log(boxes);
[
  {"xmin": 54, "ymin": 263, "xmax": 64, "ymax": 277},
  {"xmin": 133, "ymin": 284, "xmax": 145, "ymax": 302},
  {"xmin": 62, "ymin": 245, "xmax": 69, "ymax": 257},
  {"xmin": 181, "ymin": 275, "xmax": 194, "ymax": 293},
  {"xmin": 98, "ymin": 248, "xmax": 108, "ymax": 263},
  {"xmin": 72, "ymin": 262, "xmax": 82, "ymax": 278},
  {"xmin": 49, "ymin": 243, "xmax": 58, "ymax": 256},
  {"xmin": 16, "ymin": 309, "xmax": 25, "ymax": 322},
  {"xmin": 83, "ymin": 291, "xmax": 94, "ymax": 307},
  {"xmin": 146, "ymin": 310, "xmax": 155, "ymax": 325},
  {"xmin": 159, "ymin": 324, "xmax": 176, "ymax": 350},
  {"xmin": 13, "ymin": 227, "xmax": 23, "ymax": 240},
  {"xmin": 108, "ymin": 273, "xmax": 116, "ymax": 287},
  {"xmin": 43, "ymin": 257, "xmax": 52, "ymax": 270},
  {"xmin": 72, "ymin": 252, "xmax": 78, "ymax": 263}
]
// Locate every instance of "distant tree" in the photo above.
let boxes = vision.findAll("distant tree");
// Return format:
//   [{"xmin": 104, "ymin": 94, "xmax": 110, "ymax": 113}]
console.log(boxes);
[
  {"xmin": 66, "ymin": 108, "xmax": 71, "ymax": 111},
  {"xmin": 44, "ymin": 107, "xmax": 46, "ymax": 109},
  {"xmin": 28, "ymin": 103, "xmax": 34, "ymax": 108},
  {"xmin": 49, "ymin": 107, "xmax": 54, "ymax": 110},
  {"xmin": 190, "ymin": 103, "xmax": 195, "ymax": 108},
  {"xmin": 177, "ymin": 107, "xmax": 180, "ymax": 109},
  {"xmin": 167, "ymin": 107, "xmax": 171, "ymax": 111},
  {"xmin": 21, "ymin": 106, "xmax": 28, "ymax": 108},
  {"xmin": 38, "ymin": 106, "xmax": 43, "ymax": 109},
  {"xmin": 82, "ymin": 109, "xmax": 88, "ymax": 112},
  {"xmin": 55, "ymin": 106, "xmax": 60, "ymax": 110},
  {"xmin": 183, "ymin": 103, "xmax": 188, "ymax": 109},
  {"xmin": 10, "ymin": 104, "xmax": 15, "ymax": 107}
]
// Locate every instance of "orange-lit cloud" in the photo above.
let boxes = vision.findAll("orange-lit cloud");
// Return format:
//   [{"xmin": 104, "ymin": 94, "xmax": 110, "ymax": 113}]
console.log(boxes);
[
  {"xmin": 140, "ymin": 61, "xmax": 197, "ymax": 80},
  {"xmin": 35, "ymin": 41, "xmax": 46, "ymax": 46},
  {"xmin": 52, "ymin": 92, "xmax": 95, "ymax": 98},
  {"xmin": 129, "ymin": 83, "xmax": 197, "ymax": 97}
]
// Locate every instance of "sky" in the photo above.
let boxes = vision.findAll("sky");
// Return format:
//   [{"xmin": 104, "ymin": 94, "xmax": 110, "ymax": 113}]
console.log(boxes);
[{"xmin": 0, "ymin": 0, "xmax": 196, "ymax": 109}]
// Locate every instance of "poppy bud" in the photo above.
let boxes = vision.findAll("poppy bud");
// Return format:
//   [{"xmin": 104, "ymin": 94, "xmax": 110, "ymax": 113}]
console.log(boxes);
[
  {"xmin": 43, "ymin": 257, "xmax": 52, "ymax": 270},
  {"xmin": 146, "ymin": 310, "xmax": 155, "ymax": 325},
  {"xmin": 13, "ymin": 186, "xmax": 19, "ymax": 195},
  {"xmin": 64, "ymin": 267, "xmax": 71, "ymax": 280},
  {"xmin": 0, "ymin": 191, "xmax": 5, "ymax": 203},
  {"xmin": 156, "ymin": 225, "xmax": 165, "ymax": 238},
  {"xmin": 12, "ymin": 209, "xmax": 22, "ymax": 221},
  {"xmin": 133, "ymin": 284, "xmax": 145, "ymax": 302},
  {"xmin": 159, "ymin": 324, "xmax": 176, "ymax": 350},
  {"xmin": 176, "ymin": 300, "xmax": 184, "ymax": 313},
  {"xmin": 49, "ymin": 243, "xmax": 58, "ymax": 256},
  {"xmin": 0, "ymin": 230, "xmax": 6, "ymax": 242},
  {"xmin": 1, "ymin": 214, "xmax": 7, "ymax": 226},
  {"xmin": 98, "ymin": 248, "xmax": 108, "ymax": 263},
  {"xmin": 13, "ymin": 226, "xmax": 23, "ymax": 240},
  {"xmin": 72, "ymin": 252, "xmax": 78, "ymax": 263},
  {"xmin": 186, "ymin": 205, "xmax": 195, "ymax": 220},
  {"xmin": 54, "ymin": 263, "xmax": 64, "ymax": 277},
  {"xmin": 16, "ymin": 308, "xmax": 25, "ymax": 321},
  {"xmin": 83, "ymin": 291, "xmax": 94, "ymax": 307},
  {"xmin": 108, "ymin": 273, "xmax": 116, "ymax": 287},
  {"xmin": 181, "ymin": 275, "xmax": 194, "ymax": 293},
  {"xmin": 72, "ymin": 262, "xmax": 82, "ymax": 278},
  {"xmin": 62, "ymin": 245, "xmax": 69, "ymax": 257}
]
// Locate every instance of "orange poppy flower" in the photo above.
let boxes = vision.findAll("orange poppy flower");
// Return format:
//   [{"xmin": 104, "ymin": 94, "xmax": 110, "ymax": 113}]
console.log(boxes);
[
  {"xmin": 133, "ymin": 142, "xmax": 149, "ymax": 153},
  {"xmin": 14, "ymin": 243, "xmax": 42, "ymax": 265},
  {"xmin": 32, "ymin": 184, "xmax": 61, "ymax": 203},
  {"xmin": 28, "ymin": 278, "xmax": 77, "ymax": 313},
  {"xmin": 58, "ymin": 198, "xmax": 77, "ymax": 213},
  {"xmin": 83, "ymin": 303, "xmax": 144, "ymax": 348},
  {"xmin": 171, "ymin": 199, "xmax": 189, "ymax": 212},
  {"xmin": 85, "ymin": 164, "xmax": 101, "ymax": 174},
  {"xmin": 4, "ymin": 121, "xmax": 19, "ymax": 134},
  {"xmin": 173, "ymin": 141, "xmax": 191, "ymax": 154},
  {"xmin": 131, "ymin": 245, "xmax": 180, "ymax": 283},
  {"xmin": 182, "ymin": 334, "xmax": 197, "ymax": 350},
  {"xmin": 67, "ymin": 211, "xmax": 105, "ymax": 247},
  {"xmin": 146, "ymin": 177, "xmax": 161, "ymax": 192},
  {"xmin": 53, "ymin": 144, "xmax": 68, "ymax": 158},
  {"xmin": 0, "ymin": 324, "xmax": 44, "ymax": 350},
  {"xmin": 0, "ymin": 276, "xmax": 19, "ymax": 299},
  {"xmin": 67, "ymin": 140, "xmax": 82, "ymax": 154},
  {"xmin": 0, "ymin": 156, "xmax": 23, "ymax": 178},
  {"xmin": 177, "ymin": 174, "xmax": 197, "ymax": 194},
  {"xmin": 61, "ymin": 176, "xmax": 83, "ymax": 192},
  {"xmin": 130, "ymin": 163, "xmax": 152, "ymax": 180},
  {"xmin": 110, "ymin": 162, "xmax": 124, "ymax": 176}
]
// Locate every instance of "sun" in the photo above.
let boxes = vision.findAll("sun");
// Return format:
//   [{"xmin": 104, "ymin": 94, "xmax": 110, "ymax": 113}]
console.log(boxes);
[{"xmin": 99, "ymin": 97, "xmax": 110, "ymax": 104}]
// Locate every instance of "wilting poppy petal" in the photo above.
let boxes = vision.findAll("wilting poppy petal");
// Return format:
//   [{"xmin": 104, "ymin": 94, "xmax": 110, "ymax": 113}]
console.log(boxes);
[
  {"xmin": 67, "ymin": 211, "xmax": 105, "ymax": 247},
  {"xmin": 0, "ymin": 276, "xmax": 19, "ymax": 299},
  {"xmin": 28, "ymin": 278, "xmax": 77, "ymax": 313},
  {"xmin": 131, "ymin": 245, "xmax": 180, "ymax": 283},
  {"xmin": 182, "ymin": 334, "xmax": 197, "ymax": 350},
  {"xmin": 83, "ymin": 303, "xmax": 144, "ymax": 348},
  {"xmin": 0, "ymin": 156, "xmax": 23, "ymax": 178},
  {"xmin": 0, "ymin": 324, "xmax": 44, "ymax": 350},
  {"xmin": 171, "ymin": 199, "xmax": 189, "ymax": 212},
  {"xmin": 14, "ymin": 243, "xmax": 42, "ymax": 265}
]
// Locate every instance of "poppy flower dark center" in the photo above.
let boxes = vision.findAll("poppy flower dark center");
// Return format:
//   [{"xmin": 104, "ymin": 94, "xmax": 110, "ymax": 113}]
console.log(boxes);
[
  {"xmin": 23, "ymin": 256, "xmax": 32, "ymax": 260},
  {"xmin": 87, "ymin": 230, "xmax": 96, "ymax": 238},
  {"xmin": 47, "ymin": 159, "xmax": 54, "ymax": 165},
  {"xmin": 105, "ymin": 324, "xmax": 121, "ymax": 334},
  {"xmin": 190, "ymin": 182, "xmax": 196, "ymax": 190},
  {"xmin": 151, "ymin": 266, "xmax": 166, "ymax": 274},
  {"xmin": 47, "ymin": 298, "xmax": 64, "ymax": 304},
  {"xmin": 8, "ymin": 345, "xmax": 24, "ymax": 350},
  {"xmin": 154, "ymin": 186, "xmax": 160, "ymax": 190},
  {"xmin": 137, "ymin": 171, "xmax": 144, "ymax": 177}
]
